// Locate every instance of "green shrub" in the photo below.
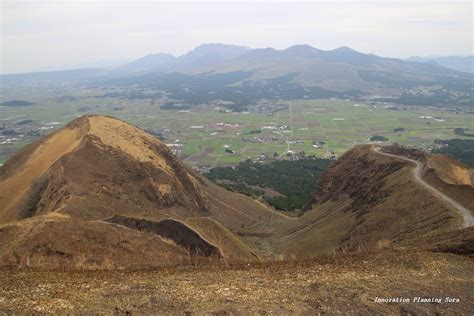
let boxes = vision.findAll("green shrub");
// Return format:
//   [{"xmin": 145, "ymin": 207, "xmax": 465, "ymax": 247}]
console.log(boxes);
[{"xmin": 206, "ymin": 158, "xmax": 331, "ymax": 211}]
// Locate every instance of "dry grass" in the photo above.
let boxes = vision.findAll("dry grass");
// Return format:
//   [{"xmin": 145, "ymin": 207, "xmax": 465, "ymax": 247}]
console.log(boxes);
[
  {"xmin": 0, "ymin": 251, "xmax": 472, "ymax": 314},
  {"xmin": 186, "ymin": 217, "xmax": 259, "ymax": 261},
  {"xmin": 88, "ymin": 116, "xmax": 176, "ymax": 176},
  {"xmin": 273, "ymin": 148, "xmax": 461, "ymax": 257},
  {"xmin": 0, "ymin": 126, "xmax": 84, "ymax": 224},
  {"xmin": 423, "ymin": 155, "xmax": 474, "ymax": 214}
]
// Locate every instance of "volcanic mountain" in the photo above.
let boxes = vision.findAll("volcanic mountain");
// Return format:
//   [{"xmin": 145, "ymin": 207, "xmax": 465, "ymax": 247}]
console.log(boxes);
[
  {"xmin": 0, "ymin": 116, "xmax": 472, "ymax": 269},
  {"xmin": 3, "ymin": 44, "xmax": 472, "ymax": 109},
  {"xmin": 0, "ymin": 115, "xmax": 286, "ymax": 268}
]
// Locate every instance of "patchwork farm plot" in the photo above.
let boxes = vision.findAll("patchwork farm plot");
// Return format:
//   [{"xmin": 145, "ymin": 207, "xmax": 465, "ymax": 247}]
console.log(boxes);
[{"xmin": 1, "ymin": 92, "xmax": 473, "ymax": 167}]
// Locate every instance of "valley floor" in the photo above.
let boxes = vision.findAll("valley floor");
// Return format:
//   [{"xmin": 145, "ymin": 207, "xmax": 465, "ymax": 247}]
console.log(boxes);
[{"xmin": 1, "ymin": 250, "xmax": 472, "ymax": 314}]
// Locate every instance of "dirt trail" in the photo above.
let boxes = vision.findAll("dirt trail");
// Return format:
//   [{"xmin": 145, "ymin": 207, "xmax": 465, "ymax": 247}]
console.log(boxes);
[{"xmin": 373, "ymin": 146, "xmax": 474, "ymax": 228}]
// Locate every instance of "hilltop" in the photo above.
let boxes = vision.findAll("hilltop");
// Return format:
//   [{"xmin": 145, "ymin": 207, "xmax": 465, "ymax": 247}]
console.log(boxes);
[{"xmin": 0, "ymin": 115, "xmax": 287, "ymax": 268}]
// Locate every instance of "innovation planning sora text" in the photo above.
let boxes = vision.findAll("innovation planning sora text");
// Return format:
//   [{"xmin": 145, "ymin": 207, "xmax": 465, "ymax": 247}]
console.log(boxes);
[{"xmin": 375, "ymin": 297, "xmax": 460, "ymax": 304}]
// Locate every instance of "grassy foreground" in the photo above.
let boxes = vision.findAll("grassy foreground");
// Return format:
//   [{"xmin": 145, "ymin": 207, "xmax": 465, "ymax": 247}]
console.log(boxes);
[{"xmin": 1, "ymin": 250, "xmax": 472, "ymax": 314}]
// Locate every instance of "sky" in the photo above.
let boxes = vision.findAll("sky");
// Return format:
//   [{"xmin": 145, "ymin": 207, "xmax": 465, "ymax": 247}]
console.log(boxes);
[{"xmin": 1, "ymin": 0, "xmax": 472, "ymax": 74}]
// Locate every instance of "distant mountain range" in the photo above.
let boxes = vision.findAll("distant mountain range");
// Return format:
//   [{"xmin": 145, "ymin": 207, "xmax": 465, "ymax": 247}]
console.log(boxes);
[
  {"xmin": 2, "ymin": 43, "xmax": 472, "ymax": 109},
  {"xmin": 405, "ymin": 55, "xmax": 474, "ymax": 73},
  {"xmin": 118, "ymin": 43, "xmax": 251, "ymax": 73},
  {"xmin": 116, "ymin": 43, "xmax": 465, "ymax": 77},
  {"xmin": 34, "ymin": 58, "xmax": 133, "ymax": 73}
]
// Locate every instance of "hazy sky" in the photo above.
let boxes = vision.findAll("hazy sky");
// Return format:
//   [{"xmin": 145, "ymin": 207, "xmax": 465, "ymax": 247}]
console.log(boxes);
[{"xmin": 1, "ymin": 0, "xmax": 472, "ymax": 74}]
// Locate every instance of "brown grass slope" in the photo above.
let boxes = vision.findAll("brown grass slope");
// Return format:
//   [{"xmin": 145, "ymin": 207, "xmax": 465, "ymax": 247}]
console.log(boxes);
[
  {"xmin": 380, "ymin": 145, "xmax": 474, "ymax": 213},
  {"xmin": 0, "ymin": 213, "xmax": 191, "ymax": 270},
  {"xmin": 272, "ymin": 145, "xmax": 462, "ymax": 257},
  {"xmin": 0, "ymin": 116, "xmax": 471, "ymax": 269},
  {"xmin": 0, "ymin": 117, "xmax": 88, "ymax": 223},
  {"xmin": 423, "ymin": 154, "xmax": 474, "ymax": 213},
  {"xmin": 0, "ymin": 115, "xmax": 282, "ymax": 268}
]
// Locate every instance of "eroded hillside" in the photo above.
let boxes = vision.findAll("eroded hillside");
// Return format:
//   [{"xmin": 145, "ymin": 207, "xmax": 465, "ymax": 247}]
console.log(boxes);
[{"xmin": 0, "ymin": 116, "xmax": 472, "ymax": 269}]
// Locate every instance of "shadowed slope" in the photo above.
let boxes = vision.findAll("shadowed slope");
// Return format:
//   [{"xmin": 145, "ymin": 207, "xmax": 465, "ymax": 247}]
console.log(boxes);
[{"xmin": 104, "ymin": 216, "xmax": 224, "ymax": 258}]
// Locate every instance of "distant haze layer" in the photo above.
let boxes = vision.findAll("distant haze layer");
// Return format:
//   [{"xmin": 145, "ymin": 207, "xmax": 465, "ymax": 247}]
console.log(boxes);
[{"xmin": 1, "ymin": 1, "xmax": 472, "ymax": 74}]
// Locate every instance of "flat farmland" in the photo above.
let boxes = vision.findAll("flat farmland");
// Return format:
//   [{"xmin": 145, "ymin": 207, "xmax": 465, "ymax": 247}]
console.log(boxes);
[{"xmin": 1, "ymin": 94, "xmax": 473, "ymax": 167}]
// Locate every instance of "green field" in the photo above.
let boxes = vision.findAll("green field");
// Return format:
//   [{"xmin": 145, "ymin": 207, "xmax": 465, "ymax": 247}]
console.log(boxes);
[{"xmin": 1, "ymin": 91, "xmax": 473, "ymax": 167}]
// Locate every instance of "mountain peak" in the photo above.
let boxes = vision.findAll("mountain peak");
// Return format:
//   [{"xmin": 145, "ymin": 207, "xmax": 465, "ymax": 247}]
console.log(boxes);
[
  {"xmin": 285, "ymin": 44, "xmax": 318, "ymax": 50},
  {"xmin": 140, "ymin": 52, "xmax": 175, "ymax": 59},
  {"xmin": 119, "ymin": 53, "xmax": 175, "ymax": 72},
  {"xmin": 0, "ymin": 114, "xmax": 212, "ymax": 224},
  {"xmin": 283, "ymin": 44, "xmax": 322, "ymax": 57},
  {"xmin": 192, "ymin": 43, "xmax": 250, "ymax": 51},
  {"xmin": 0, "ymin": 115, "xmax": 281, "ymax": 267},
  {"xmin": 184, "ymin": 43, "xmax": 250, "ymax": 57},
  {"xmin": 333, "ymin": 45, "xmax": 357, "ymax": 52}
]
